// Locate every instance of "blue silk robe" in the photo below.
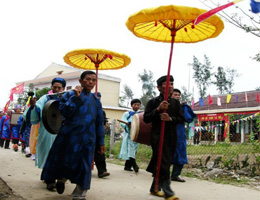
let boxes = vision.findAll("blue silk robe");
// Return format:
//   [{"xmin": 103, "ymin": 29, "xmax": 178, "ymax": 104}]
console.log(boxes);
[
  {"xmin": 20, "ymin": 109, "xmax": 32, "ymax": 147},
  {"xmin": 172, "ymin": 103, "xmax": 196, "ymax": 165},
  {"xmin": 28, "ymin": 95, "xmax": 57, "ymax": 169},
  {"xmin": 11, "ymin": 115, "xmax": 23, "ymax": 140},
  {"xmin": 1, "ymin": 115, "xmax": 11, "ymax": 140},
  {"xmin": 41, "ymin": 90, "xmax": 104, "ymax": 190}
]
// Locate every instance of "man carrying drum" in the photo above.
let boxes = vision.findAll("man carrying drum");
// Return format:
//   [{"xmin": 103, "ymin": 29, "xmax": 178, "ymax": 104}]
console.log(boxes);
[
  {"xmin": 119, "ymin": 98, "xmax": 142, "ymax": 173},
  {"xmin": 144, "ymin": 75, "xmax": 184, "ymax": 200}
]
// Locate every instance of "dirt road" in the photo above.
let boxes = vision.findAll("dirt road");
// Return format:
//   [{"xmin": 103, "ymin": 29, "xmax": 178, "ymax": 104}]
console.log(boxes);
[{"xmin": 0, "ymin": 148, "xmax": 259, "ymax": 200}]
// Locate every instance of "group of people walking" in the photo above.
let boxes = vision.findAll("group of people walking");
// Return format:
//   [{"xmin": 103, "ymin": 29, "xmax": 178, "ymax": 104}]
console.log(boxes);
[
  {"xmin": 0, "ymin": 105, "xmax": 31, "ymax": 154},
  {"xmin": 1, "ymin": 71, "xmax": 196, "ymax": 200}
]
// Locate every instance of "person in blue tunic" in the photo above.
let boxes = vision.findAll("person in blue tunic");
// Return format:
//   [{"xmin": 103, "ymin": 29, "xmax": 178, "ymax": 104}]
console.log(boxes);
[
  {"xmin": 0, "ymin": 110, "xmax": 12, "ymax": 149},
  {"xmin": 11, "ymin": 105, "xmax": 23, "ymax": 152},
  {"xmin": 119, "ymin": 98, "xmax": 141, "ymax": 173},
  {"xmin": 28, "ymin": 77, "xmax": 66, "ymax": 190},
  {"xmin": 19, "ymin": 107, "xmax": 33, "ymax": 155},
  {"xmin": 171, "ymin": 89, "xmax": 197, "ymax": 183},
  {"xmin": 41, "ymin": 71, "xmax": 105, "ymax": 200}
]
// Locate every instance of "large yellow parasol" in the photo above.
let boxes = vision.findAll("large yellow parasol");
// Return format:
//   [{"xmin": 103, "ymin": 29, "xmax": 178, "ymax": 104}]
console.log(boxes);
[
  {"xmin": 126, "ymin": 4, "xmax": 224, "ymax": 191},
  {"xmin": 64, "ymin": 48, "xmax": 131, "ymax": 95}
]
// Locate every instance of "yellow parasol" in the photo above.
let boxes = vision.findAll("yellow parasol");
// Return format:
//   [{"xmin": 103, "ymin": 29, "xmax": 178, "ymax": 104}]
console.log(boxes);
[
  {"xmin": 126, "ymin": 4, "xmax": 224, "ymax": 191},
  {"xmin": 64, "ymin": 48, "xmax": 131, "ymax": 95}
]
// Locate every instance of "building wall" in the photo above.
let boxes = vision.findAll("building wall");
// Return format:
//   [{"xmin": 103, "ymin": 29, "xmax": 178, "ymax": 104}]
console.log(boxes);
[
  {"xmin": 104, "ymin": 109, "xmax": 127, "ymax": 123},
  {"xmin": 97, "ymin": 78, "xmax": 120, "ymax": 107},
  {"xmin": 35, "ymin": 63, "xmax": 77, "ymax": 79}
]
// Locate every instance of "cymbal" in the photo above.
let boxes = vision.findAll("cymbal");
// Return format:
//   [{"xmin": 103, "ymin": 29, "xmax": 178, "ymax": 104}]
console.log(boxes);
[{"xmin": 42, "ymin": 100, "xmax": 62, "ymax": 134}]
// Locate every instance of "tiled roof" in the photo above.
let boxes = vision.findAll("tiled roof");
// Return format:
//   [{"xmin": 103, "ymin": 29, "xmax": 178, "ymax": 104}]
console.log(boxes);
[{"xmin": 193, "ymin": 90, "xmax": 260, "ymax": 111}]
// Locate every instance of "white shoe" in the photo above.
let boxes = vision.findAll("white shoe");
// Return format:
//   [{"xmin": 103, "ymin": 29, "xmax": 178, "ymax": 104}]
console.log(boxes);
[{"xmin": 30, "ymin": 154, "xmax": 35, "ymax": 160}]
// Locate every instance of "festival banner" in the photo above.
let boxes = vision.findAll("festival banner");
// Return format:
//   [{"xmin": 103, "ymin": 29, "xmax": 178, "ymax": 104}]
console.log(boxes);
[
  {"xmin": 245, "ymin": 92, "xmax": 248, "ymax": 102},
  {"xmin": 3, "ymin": 100, "xmax": 10, "ymax": 113},
  {"xmin": 208, "ymin": 94, "xmax": 213, "ymax": 105},
  {"xmin": 9, "ymin": 83, "xmax": 24, "ymax": 101},
  {"xmin": 251, "ymin": 0, "xmax": 260, "ymax": 13},
  {"xmin": 217, "ymin": 97, "xmax": 221, "ymax": 106},
  {"xmin": 199, "ymin": 98, "xmax": 203, "ymax": 106},
  {"xmin": 235, "ymin": 95, "xmax": 239, "ymax": 103},
  {"xmin": 226, "ymin": 94, "xmax": 231, "ymax": 104}
]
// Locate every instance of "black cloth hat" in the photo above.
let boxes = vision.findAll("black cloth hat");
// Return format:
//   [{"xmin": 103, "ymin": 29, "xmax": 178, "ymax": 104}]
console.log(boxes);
[
  {"xmin": 131, "ymin": 98, "xmax": 141, "ymax": 106},
  {"xmin": 173, "ymin": 88, "xmax": 181, "ymax": 94},
  {"xmin": 156, "ymin": 75, "xmax": 174, "ymax": 86}
]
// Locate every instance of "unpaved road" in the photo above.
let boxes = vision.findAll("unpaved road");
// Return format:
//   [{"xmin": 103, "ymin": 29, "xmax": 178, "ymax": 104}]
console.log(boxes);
[{"xmin": 0, "ymin": 148, "xmax": 259, "ymax": 200}]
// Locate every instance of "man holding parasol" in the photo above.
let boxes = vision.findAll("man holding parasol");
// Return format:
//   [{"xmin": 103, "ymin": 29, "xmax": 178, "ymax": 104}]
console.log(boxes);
[{"xmin": 144, "ymin": 75, "xmax": 184, "ymax": 200}]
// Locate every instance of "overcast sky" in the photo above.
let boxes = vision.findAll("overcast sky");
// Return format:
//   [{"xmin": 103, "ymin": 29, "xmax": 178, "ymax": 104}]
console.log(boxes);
[{"xmin": 0, "ymin": 0, "xmax": 259, "ymax": 108}]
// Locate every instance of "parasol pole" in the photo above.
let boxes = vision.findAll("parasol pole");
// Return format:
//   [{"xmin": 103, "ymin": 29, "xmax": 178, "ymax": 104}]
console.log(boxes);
[
  {"xmin": 154, "ymin": 29, "xmax": 176, "ymax": 192},
  {"xmin": 95, "ymin": 64, "xmax": 99, "ymax": 96}
]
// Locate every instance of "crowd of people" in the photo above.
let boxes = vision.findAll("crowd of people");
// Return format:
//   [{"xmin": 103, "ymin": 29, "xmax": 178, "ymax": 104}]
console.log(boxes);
[{"xmin": 0, "ymin": 71, "xmax": 196, "ymax": 200}]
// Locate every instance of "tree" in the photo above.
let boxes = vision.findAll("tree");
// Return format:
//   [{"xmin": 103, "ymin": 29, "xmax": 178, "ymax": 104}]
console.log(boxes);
[
  {"xmin": 17, "ymin": 83, "xmax": 35, "ymax": 106},
  {"xmin": 35, "ymin": 87, "xmax": 51, "ymax": 100},
  {"xmin": 199, "ymin": 0, "xmax": 260, "ymax": 61},
  {"xmin": 180, "ymin": 86, "xmax": 193, "ymax": 105},
  {"xmin": 121, "ymin": 84, "xmax": 134, "ymax": 107},
  {"xmin": 138, "ymin": 69, "xmax": 156, "ymax": 107},
  {"xmin": 213, "ymin": 66, "xmax": 229, "ymax": 94},
  {"xmin": 226, "ymin": 67, "xmax": 240, "ymax": 93},
  {"xmin": 191, "ymin": 55, "xmax": 213, "ymax": 98},
  {"xmin": 252, "ymin": 52, "xmax": 260, "ymax": 62},
  {"xmin": 199, "ymin": 0, "xmax": 260, "ymax": 37}
]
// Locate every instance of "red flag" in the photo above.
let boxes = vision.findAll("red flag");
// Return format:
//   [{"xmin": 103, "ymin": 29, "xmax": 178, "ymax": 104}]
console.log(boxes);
[
  {"xmin": 9, "ymin": 83, "xmax": 24, "ymax": 101},
  {"xmin": 192, "ymin": 99, "xmax": 194, "ymax": 109},
  {"xmin": 208, "ymin": 94, "xmax": 213, "ymax": 105},
  {"xmin": 257, "ymin": 93, "xmax": 260, "ymax": 103},
  {"xmin": 3, "ymin": 100, "xmax": 11, "ymax": 113}
]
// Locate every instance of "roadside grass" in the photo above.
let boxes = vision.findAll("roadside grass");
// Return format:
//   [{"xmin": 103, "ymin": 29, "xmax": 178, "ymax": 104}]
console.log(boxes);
[
  {"xmin": 107, "ymin": 138, "xmax": 258, "ymax": 188},
  {"xmin": 187, "ymin": 143, "xmax": 255, "ymax": 155}
]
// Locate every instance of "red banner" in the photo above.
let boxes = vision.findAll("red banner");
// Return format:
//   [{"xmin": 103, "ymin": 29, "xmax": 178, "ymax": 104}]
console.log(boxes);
[{"xmin": 197, "ymin": 113, "xmax": 227, "ymax": 122}]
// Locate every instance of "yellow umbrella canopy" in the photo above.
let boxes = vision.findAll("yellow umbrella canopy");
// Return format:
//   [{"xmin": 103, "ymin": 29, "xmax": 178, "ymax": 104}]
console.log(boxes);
[
  {"xmin": 64, "ymin": 48, "xmax": 131, "ymax": 70},
  {"xmin": 126, "ymin": 5, "xmax": 224, "ymax": 43},
  {"xmin": 64, "ymin": 48, "xmax": 131, "ymax": 94}
]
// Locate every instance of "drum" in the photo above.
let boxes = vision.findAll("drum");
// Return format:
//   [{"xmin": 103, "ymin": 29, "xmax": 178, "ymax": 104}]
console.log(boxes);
[{"xmin": 130, "ymin": 112, "xmax": 152, "ymax": 146}]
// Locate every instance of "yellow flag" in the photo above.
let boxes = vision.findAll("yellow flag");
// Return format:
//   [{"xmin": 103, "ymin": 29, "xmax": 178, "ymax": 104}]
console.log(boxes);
[
  {"xmin": 26, "ymin": 96, "xmax": 31, "ymax": 106},
  {"xmin": 226, "ymin": 94, "xmax": 231, "ymax": 103}
]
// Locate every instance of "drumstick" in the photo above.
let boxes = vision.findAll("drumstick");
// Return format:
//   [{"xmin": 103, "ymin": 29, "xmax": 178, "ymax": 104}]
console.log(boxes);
[{"xmin": 117, "ymin": 119, "xmax": 129, "ymax": 125}]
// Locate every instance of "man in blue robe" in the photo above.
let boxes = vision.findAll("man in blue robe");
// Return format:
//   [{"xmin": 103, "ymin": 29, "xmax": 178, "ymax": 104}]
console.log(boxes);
[
  {"xmin": 0, "ymin": 110, "xmax": 12, "ymax": 149},
  {"xmin": 11, "ymin": 105, "xmax": 23, "ymax": 152},
  {"xmin": 28, "ymin": 77, "xmax": 66, "ymax": 190},
  {"xmin": 171, "ymin": 89, "xmax": 196, "ymax": 182},
  {"xmin": 41, "ymin": 71, "xmax": 105, "ymax": 200}
]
